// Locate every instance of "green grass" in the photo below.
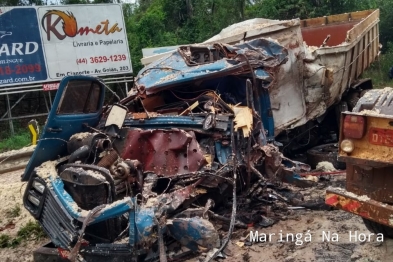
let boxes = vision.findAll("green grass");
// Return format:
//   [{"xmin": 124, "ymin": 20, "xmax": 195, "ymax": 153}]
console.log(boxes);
[
  {"xmin": 5, "ymin": 205, "xmax": 21, "ymax": 219},
  {"xmin": 17, "ymin": 220, "xmax": 46, "ymax": 241},
  {"xmin": 0, "ymin": 221, "xmax": 46, "ymax": 248},
  {"xmin": 0, "ymin": 234, "xmax": 11, "ymax": 248},
  {"xmin": 362, "ymin": 42, "xmax": 393, "ymax": 89},
  {"xmin": 0, "ymin": 130, "xmax": 31, "ymax": 153}
]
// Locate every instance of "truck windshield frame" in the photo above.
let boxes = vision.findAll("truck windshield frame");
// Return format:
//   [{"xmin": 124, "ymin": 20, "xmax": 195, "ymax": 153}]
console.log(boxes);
[{"xmin": 57, "ymin": 80, "xmax": 101, "ymax": 115}]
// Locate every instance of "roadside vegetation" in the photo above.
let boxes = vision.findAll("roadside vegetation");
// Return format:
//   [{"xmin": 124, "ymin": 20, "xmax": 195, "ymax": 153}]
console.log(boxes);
[
  {"xmin": 5, "ymin": 205, "xmax": 21, "ymax": 219},
  {"xmin": 0, "ymin": 204, "xmax": 45, "ymax": 249},
  {"xmin": 363, "ymin": 42, "xmax": 393, "ymax": 89},
  {"xmin": 0, "ymin": 121, "xmax": 45, "ymax": 153},
  {"xmin": 0, "ymin": 128, "xmax": 31, "ymax": 153},
  {"xmin": 0, "ymin": 221, "xmax": 46, "ymax": 248}
]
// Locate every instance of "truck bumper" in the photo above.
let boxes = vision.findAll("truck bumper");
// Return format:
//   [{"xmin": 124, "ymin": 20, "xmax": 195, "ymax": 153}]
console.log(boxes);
[
  {"xmin": 33, "ymin": 243, "xmax": 68, "ymax": 262},
  {"xmin": 326, "ymin": 187, "xmax": 393, "ymax": 228},
  {"xmin": 33, "ymin": 242, "xmax": 141, "ymax": 262}
]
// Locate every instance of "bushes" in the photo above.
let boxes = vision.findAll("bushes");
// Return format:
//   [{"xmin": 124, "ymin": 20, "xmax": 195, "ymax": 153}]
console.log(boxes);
[
  {"xmin": 0, "ymin": 128, "xmax": 31, "ymax": 153},
  {"xmin": 363, "ymin": 42, "xmax": 393, "ymax": 89}
]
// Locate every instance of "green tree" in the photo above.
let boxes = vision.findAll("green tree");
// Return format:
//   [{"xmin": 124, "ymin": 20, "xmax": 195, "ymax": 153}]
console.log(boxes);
[
  {"xmin": 0, "ymin": 0, "xmax": 46, "ymax": 6},
  {"xmin": 356, "ymin": 0, "xmax": 393, "ymax": 50},
  {"xmin": 245, "ymin": 0, "xmax": 359, "ymax": 19},
  {"xmin": 126, "ymin": 0, "xmax": 250, "ymax": 71}
]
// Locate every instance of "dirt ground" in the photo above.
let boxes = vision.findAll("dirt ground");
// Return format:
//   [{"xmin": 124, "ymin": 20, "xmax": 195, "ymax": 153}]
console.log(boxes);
[
  {"xmin": 218, "ymin": 209, "xmax": 393, "ymax": 262},
  {"xmin": 0, "ymin": 169, "xmax": 48, "ymax": 262},
  {"xmin": 0, "ymin": 169, "xmax": 392, "ymax": 262}
]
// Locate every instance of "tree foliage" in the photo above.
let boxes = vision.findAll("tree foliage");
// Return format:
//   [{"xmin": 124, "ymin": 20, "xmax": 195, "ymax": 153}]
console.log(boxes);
[
  {"xmin": 0, "ymin": 0, "xmax": 46, "ymax": 6},
  {"xmin": 126, "ymin": 0, "xmax": 393, "ymax": 72}
]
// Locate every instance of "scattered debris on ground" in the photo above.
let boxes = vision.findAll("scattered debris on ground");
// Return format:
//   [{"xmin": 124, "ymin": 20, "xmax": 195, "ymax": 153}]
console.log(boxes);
[{"xmin": 2, "ymin": 169, "xmax": 393, "ymax": 261}]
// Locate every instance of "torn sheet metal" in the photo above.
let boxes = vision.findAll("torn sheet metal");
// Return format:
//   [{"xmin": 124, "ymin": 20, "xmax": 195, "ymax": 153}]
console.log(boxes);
[
  {"xmin": 167, "ymin": 217, "xmax": 220, "ymax": 252},
  {"xmin": 117, "ymin": 129, "xmax": 207, "ymax": 176},
  {"xmin": 230, "ymin": 105, "xmax": 253, "ymax": 137},
  {"xmin": 133, "ymin": 38, "xmax": 288, "ymax": 95},
  {"xmin": 326, "ymin": 187, "xmax": 393, "ymax": 228}
]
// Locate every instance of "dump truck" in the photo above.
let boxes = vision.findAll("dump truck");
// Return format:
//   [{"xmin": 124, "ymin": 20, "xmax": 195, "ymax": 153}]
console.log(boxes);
[
  {"xmin": 326, "ymin": 87, "xmax": 393, "ymax": 237},
  {"xmin": 22, "ymin": 9, "xmax": 380, "ymax": 262},
  {"xmin": 141, "ymin": 9, "xmax": 380, "ymax": 157}
]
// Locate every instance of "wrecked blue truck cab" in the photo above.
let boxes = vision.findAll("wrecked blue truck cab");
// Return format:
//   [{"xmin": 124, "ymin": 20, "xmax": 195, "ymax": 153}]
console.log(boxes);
[{"xmin": 22, "ymin": 38, "xmax": 311, "ymax": 262}]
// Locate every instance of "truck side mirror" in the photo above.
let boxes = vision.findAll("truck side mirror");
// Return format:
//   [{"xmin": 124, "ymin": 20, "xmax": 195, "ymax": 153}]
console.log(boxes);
[{"xmin": 105, "ymin": 104, "xmax": 128, "ymax": 129}]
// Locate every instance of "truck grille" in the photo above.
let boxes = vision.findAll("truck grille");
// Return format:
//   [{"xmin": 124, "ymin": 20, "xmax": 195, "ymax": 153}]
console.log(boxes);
[{"xmin": 40, "ymin": 189, "xmax": 80, "ymax": 249}]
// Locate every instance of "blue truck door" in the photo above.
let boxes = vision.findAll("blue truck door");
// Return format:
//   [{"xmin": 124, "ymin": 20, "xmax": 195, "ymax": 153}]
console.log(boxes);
[{"xmin": 22, "ymin": 76, "xmax": 105, "ymax": 181}]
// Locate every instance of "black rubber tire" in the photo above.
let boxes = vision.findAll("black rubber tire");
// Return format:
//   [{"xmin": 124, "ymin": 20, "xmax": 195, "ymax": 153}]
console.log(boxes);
[
  {"xmin": 347, "ymin": 92, "xmax": 360, "ymax": 110},
  {"xmin": 362, "ymin": 218, "xmax": 393, "ymax": 238},
  {"xmin": 306, "ymin": 143, "xmax": 346, "ymax": 170}
]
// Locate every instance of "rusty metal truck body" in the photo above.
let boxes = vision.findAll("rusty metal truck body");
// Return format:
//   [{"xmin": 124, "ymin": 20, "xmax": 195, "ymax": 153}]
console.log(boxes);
[{"xmin": 326, "ymin": 88, "xmax": 393, "ymax": 236}]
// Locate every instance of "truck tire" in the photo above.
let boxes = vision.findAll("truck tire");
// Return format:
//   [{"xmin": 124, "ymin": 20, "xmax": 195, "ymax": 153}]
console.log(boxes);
[
  {"xmin": 362, "ymin": 218, "xmax": 393, "ymax": 238},
  {"xmin": 347, "ymin": 91, "xmax": 360, "ymax": 110},
  {"xmin": 306, "ymin": 143, "xmax": 346, "ymax": 170},
  {"xmin": 346, "ymin": 90, "xmax": 369, "ymax": 110}
]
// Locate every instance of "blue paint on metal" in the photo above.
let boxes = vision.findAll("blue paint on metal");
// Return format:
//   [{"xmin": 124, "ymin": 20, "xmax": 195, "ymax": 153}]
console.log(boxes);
[
  {"xmin": 129, "ymin": 208, "xmax": 136, "ymax": 246},
  {"xmin": 90, "ymin": 200, "xmax": 134, "ymax": 224},
  {"xmin": 259, "ymin": 88, "xmax": 275, "ymax": 140},
  {"xmin": 215, "ymin": 141, "xmax": 231, "ymax": 164},
  {"xmin": 167, "ymin": 217, "xmax": 218, "ymax": 251},
  {"xmin": 50, "ymin": 177, "xmax": 158, "ymax": 246},
  {"xmin": 254, "ymin": 69, "xmax": 271, "ymax": 80},
  {"xmin": 282, "ymin": 159, "xmax": 295, "ymax": 168},
  {"xmin": 137, "ymin": 56, "xmax": 236, "ymax": 91},
  {"xmin": 123, "ymin": 115, "xmax": 205, "ymax": 129},
  {"xmin": 50, "ymin": 177, "xmax": 134, "ymax": 224},
  {"xmin": 135, "ymin": 208, "xmax": 155, "ymax": 241},
  {"xmin": 136, "ymin": 38, "xmax": 288, "ymax": 93},
  {"xmin": 22, "ymin": 76, "xmax": 105, "ymax": 181},
  {"xmin": 281, "ymin": 172, "xmax": 302, "ymax": 183},
  {"xmin": 152, "ymin": 47, "xmax": 178, "ymax": 54},
  {"xmin": 50, "ymin": 177, "xmax": 85, "ymax": 219}
]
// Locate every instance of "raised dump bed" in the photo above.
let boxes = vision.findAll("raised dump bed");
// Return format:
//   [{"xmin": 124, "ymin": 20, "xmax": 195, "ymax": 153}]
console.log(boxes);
[
  {"xmin": 203, "ymin": 9, "xmax": 380, "ymax": 133},
  {"xmin": 301, "ymin": 9, "xmax": 380, "ymax": 114}
]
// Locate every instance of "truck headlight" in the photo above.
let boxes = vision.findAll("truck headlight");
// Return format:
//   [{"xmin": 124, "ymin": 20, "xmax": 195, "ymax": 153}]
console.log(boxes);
[
  {"xmin": 341, "ymin": 139, "xmax": 354, "ymax": 153},
  {"xmin": 28, "ymin": 195, "xmax": 41, "ymax": 206},
  {"xmin": 32, "ymin": 180, "xmax": 45, "ymax": 194}
]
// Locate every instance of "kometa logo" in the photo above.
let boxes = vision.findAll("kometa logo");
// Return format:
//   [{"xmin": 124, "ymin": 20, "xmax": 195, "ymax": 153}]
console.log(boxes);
[{"xmin": 41, "ymin": 10, "xmax": 122, "ymax": 41}]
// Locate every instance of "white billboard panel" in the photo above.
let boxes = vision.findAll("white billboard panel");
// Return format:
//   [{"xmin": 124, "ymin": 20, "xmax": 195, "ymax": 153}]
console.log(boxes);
[{"xmin": 0, "ymin": 4, "xmax": 132, "ymax": 87}]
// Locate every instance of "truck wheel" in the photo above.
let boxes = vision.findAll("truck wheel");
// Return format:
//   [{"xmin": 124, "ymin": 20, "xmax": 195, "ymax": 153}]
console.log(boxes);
[
  {"xmin": 306, "ymin": 143, "xmax": 346, "ymax": 170},
  {"xmin": 347, "ymin": 92, "xmax": 360, "ymax": 110},
  {"xmin": 362, "ymin": 218, "xmax": 393, "ymax": 238},
  {"xmin": 346, "ymin": 90, "xmax": 368, "ymax": 110}
]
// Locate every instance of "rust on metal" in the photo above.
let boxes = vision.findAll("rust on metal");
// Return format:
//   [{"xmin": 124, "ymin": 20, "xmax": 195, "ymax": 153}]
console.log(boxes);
[
  {"xmin": 339, "ymin": 112, "xmax": 393, "ymax": 164},
  {"xmin": 345, "ymin": 163, "xmax": 393, "ymax": 204},
  {"xmin": 119, "ymin": 129, "xmax": 207, "ymax": 177},
  {"xmin": 97, "ymin": 150, "xmax": 119, "ymax": 168},
  {"xmin": 301, "ymin": 22, "xmax": 357, "ymax": 47},
  {"xmin": 326, "ymin": 187, "xmax": 393, "ymax": 228}
]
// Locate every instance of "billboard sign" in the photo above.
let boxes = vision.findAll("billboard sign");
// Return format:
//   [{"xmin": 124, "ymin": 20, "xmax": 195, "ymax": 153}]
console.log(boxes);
[{"xmin": 0, "ymin": 4, "xmax": 132, "ymax": 87}]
